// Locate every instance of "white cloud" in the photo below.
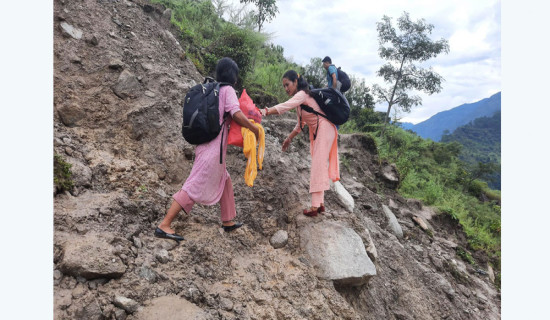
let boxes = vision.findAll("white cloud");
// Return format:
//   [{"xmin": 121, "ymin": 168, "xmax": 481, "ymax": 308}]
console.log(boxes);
[{"xmin": 225, "ymin": 0, "xmax": 501, "ymax": 124}]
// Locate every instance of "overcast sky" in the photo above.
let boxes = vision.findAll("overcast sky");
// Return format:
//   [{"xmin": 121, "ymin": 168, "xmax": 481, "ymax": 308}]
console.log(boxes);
[{"xmin": 226, "ymin": 0, "xmax": 501, "ymax": 124}]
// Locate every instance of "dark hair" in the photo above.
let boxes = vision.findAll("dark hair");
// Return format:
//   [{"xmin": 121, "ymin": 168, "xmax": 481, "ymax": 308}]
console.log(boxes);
[
  {"xmin": 215, "ymin": 57, "xmax": 239, "ymax": 84},
  {"xmin": 282, "ymin": 70, "xmax": 313, "ymax": 97},
  {"xmin": 322, "ymin": 56, "xmax": 332, "ymax": 63}
]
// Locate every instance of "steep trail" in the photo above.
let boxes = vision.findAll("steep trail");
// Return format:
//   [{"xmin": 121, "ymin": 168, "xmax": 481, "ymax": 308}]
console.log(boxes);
[{"xmin": 53, "ymin": 0, "xmax": 500, "ymax": 319}]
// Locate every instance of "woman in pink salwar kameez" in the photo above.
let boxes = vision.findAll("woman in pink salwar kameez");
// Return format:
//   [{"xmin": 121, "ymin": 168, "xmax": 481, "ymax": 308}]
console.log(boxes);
[
  {"xmin": 155, "ymin": 58, "xmax": 260, "ymax": 242},
  {"xmin": 260, "ymin": 70, "xmax": 340, "ymax": 217}
]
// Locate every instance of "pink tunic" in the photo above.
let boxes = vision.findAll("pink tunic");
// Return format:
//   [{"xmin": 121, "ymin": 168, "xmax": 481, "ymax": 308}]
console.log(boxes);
[
  {"xmin": 181, "ymin": 85, "xmax": 241, "ymax": 205},
  {"xmin": 273, "ymin": 90, "xmax": 340, "ymax": 193}
]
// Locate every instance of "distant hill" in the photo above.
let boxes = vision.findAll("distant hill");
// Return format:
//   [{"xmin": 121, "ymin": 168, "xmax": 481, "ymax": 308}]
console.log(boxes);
[
  {"xmin": 441, "ymin": 111, "xmax": 501, "ymax": 190},
  {"xmin": 399, "ymin": 92, "xmax": 501, "ymax": 141}
]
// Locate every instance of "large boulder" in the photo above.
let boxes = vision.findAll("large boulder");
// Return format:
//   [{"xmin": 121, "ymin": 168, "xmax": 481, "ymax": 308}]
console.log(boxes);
[
  {"xmin": 300, "ymin": 220, "xmax": 376, "ymax": 286},
  {"xmin": 58, "ymin": 233, "xmax": 127, "ymax": 279}
]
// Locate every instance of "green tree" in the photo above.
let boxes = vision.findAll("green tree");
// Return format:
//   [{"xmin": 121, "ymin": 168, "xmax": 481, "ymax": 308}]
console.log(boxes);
[
  {"xmin": 373, "ymin": 12, "xmax": 449, "ymax": 124},
  {"xmin": 303, "ymin": 57, "xmax": 327, "ymax": 89},
  {"xmin": 239, "ymin": 0, "xmax": 279, "ymax": 32}
]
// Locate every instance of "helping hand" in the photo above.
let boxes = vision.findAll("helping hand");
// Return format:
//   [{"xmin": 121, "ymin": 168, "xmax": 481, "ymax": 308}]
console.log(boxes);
[
  {"xmin": 282, "ymin": 137, "xmax": 291, "ymax": 152},
  {"xmin": 260, "ymin": 108, "xmax": 268, "ymax": 117}
]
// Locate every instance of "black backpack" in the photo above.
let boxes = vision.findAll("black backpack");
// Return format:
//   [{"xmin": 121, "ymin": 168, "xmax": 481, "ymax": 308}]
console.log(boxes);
[
  {"xmin": 300, "ymin": 88, "xmax": 350, "ymax": 138},
  {"xmin": 336, "ymin": 67, "xmax": 351, "ymax": 93},
  {"xmin": 181, "ymin": 77, "xmax": 231, "ymax": 162}
]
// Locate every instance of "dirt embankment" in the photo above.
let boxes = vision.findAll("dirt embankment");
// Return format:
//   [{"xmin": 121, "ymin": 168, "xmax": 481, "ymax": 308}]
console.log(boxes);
[{"xmin": 53, "ymin": 0, "xmax": 500, "ymax": 319}]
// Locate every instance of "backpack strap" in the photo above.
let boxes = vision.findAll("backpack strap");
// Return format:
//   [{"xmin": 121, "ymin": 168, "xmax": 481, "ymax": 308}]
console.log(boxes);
[
  {"xmin": 219, "ymin": 112, "xmax": 228, "ymax": 164},
  {"xmin": 299, "ymin": 104, "xmax": 323, "ymax": 140}
]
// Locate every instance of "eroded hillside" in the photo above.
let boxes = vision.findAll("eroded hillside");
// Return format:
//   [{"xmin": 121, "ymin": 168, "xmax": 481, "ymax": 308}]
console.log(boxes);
[{"xmin": 53, "ymin": 0, "xmax": 500, "ymax": 319}]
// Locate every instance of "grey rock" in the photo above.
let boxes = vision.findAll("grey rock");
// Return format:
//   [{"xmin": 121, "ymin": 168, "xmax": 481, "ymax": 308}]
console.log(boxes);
[
  {"xmin": 66, "ymin": 158, "xmax": 92, "ymax": 188},
  {"xmin": 132, "ymin": 236, "xmax": 142, "ymax": 248},
  {"xmin": 60, "ymin": 22, "xmax": 83, "ymax": 39},
  {"xmin": 219, "ymin": 297, "xmax": 233, "ymax": 311},
  {"xmin": 86, "ymin": 35, "xmax": 99, "ymax": 46},
  {"xmin": 382, "ymin": 205, "xmax": 403, "ymax": 239},
  {"xmin": 76, "ymin": 299, "xmax": 103, "ymax": 320},
  {"xmin": 155, "ymin": 249, "xmax": 170, "ymax": 263},
  {"xmin": 389, "ymin": 198, "xmax": 399, "ymax": 210},
  {"xmin": 112, "ymin": 70, "xmax": 141, "ymax": 99},
  {"xmin": 488, "ymin": 264, "xmax": 495, "ymax": 283},
  {"xmin": 71, "ymin": 283, "xmax": 87, "ymax": 299},
  {"xmin": 406, "ymin": 198, "xmax": 423, "ymax": 210},
  {"xmin": 270, "ymin": 230, "xmax": 288, "ymax": 249},
  {"xmin": 58, "ymin": 234, "xmax": 127, "ymax": 279},
  {"xmin": 109, "ymin": 58, "xmax": 124, "ymax": 69},
  {"xmin": 54, "ymin": 269, "xmax": 63, "ymax": 280},
  {"xmin": 114, "ymin": 296, "xmax": 140, "ymax": 314},
  {"xmin": 331, "ymin": 181, "xmax": 354, "ymax": 212},
  {"xmin": 57, "ymin": 102, "xmax": 86, "ymax": 127},
  {"xmin": 114, "ymin": 307, "xmax": 127, "ymax": 320},
  {"xmin": 139, "ymin": 265, "xmax": 158, "ymax": 283},
  {"xmin": 364, "ymin": 228, "xmax": 378, "ymax": 262},
  {"xmin": 144, "ymin": 90, "xmax": 156, "ymax": 98},
  {"xmin": 300, "ymin": 220, "xmax": 376, "ymax": 286},
  {"xmin": 380, "ymin": 163, "xmax": 399, "ymax": 189}
]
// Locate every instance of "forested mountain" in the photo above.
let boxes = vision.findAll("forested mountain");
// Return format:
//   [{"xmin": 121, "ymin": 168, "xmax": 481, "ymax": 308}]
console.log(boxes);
[
  {"xmin": 441, "ymin": 111, "xmax": 501, "ymax": 189},
  {"xmin": 400, "ymin": 92, "xmax": 501, "ymax": 141}
]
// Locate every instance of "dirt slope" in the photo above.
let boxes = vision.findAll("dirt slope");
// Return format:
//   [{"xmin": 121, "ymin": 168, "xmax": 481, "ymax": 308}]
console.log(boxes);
[{"xmin": 53, "ymin": 0, "xmax": 500, "ymax": 319}]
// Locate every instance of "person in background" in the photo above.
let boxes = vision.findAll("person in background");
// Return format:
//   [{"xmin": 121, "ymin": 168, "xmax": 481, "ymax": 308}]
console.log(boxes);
[
  {"xmin": 260, "ymin": 70, "xmax": 340, "ymax": 217},
  {"xmin": 322, "ymin": 56, "xmax": 341, "ymax": 91},
  {"xmin": 155, "ymin": 57, "xmax": 260, "ymax": 241}
]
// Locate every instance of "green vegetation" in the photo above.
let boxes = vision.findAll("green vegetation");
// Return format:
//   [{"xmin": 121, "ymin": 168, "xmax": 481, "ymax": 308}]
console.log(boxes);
[
  {"xmin": 441, "ymin": 111, "xmax": 501, "ymax": 189},
  {"xmin": 54, "ymin": 154, "xmax": 73, "ymax": 193},
  {"xmin": 373, "ymin": 124, "xmax": 501, "ymax": 269}
]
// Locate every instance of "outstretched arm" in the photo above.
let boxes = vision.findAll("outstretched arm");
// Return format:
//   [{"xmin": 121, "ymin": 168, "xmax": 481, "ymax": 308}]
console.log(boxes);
[{"xmin": 232, "ymin": 110, "xmax": 259, "ymax": 141}]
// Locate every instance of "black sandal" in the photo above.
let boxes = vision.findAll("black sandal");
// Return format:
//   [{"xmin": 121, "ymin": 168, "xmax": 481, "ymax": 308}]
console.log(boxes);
[
  {"xmin": 154, "ymin": 227, "xmax": 184, "ymax": 242},
  {"xmin": 222, "ymin": 222, "xmax": 243, "ymax": 232}
]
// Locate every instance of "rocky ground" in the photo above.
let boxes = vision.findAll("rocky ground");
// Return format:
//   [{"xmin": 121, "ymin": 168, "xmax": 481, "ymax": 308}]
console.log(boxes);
[{"xmin": 53, "ymin": 0, "xmax": 501, "ymax": 319}]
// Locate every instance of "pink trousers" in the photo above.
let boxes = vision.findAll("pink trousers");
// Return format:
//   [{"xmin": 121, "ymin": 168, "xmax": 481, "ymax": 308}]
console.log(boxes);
[
  {"xmin": 311, "ymin": 191, "xmax": 324, "ymax": 208},
  {"xmin": 172, "ymin": 176, "xmax": 237, "ymax": 222}
]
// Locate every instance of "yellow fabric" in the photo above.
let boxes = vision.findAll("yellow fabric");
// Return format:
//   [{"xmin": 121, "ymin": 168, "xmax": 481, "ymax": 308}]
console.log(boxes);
[{"xmin": 241, "ymin": 120, "xmax": 265, "ymax": 187}]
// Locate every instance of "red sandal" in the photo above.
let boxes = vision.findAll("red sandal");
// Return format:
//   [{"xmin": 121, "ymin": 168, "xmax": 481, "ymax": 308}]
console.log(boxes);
[
  {"xmin": 319, "ymin": 204, "xmax": 325, "ymax": 213},
  {"xmin": 303, "ymin": 207, "xmax": 320, "ymax": 217}
]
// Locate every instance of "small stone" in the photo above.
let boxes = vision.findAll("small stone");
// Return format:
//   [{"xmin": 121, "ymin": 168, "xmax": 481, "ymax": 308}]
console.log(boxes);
[
  {"xmin": 132, "ymin": 237, "xmax": 142, "ymax": 248},
  {"xmin": 155, "ymin": 249, "xmax": 170, "ymax": 264},
  {"xmin": 139, "ymin": 265, "xmax": 158, "ymax": 283},
  {"xmin": 114, "ymin": 296, "xmax": 139, "ymax": 314},
  {"xmin": 114, "ymin": 307, "xmax": 127, "ymax": 320},
  {"xmin": 109, "ymin": 59, "xmax": 124, "ymax": 69},
  {"xmin": 267, "ymin": 205, "xmax": 273, "ymax": 211},
  {"xmin": 60, "ymin": 22, "xmax": 83, "ymax": 39},
  {"xmin": 86, "ymin": 35, "xmax": 99, "ymax": 46},
  {"xmin": 219, "ymin": 298, "xmax": 233, "ymax": 311},
  {"xmin": 72, "ymin": 283, "xmax": 86, "ymax": 299},
  {"xmin": 488, "ymin": 264, "xmax": 495, "ymax": 283},
  {"xmin": 54, "ymin": 270, "xmax": 63, "ymax": 280},
  {"xmin": 270, "ymin": 230, "xmax": 288, "ymax": 249},
  {"xmin": 144, "ymin": 90, "xmax": 156, "ymax": 98}
]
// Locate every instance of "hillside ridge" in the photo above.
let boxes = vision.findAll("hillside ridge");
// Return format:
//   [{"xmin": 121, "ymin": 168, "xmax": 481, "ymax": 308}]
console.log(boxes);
[{"xmin": 53, "ymin": 0, "xmax": 501, "ymax": 319}]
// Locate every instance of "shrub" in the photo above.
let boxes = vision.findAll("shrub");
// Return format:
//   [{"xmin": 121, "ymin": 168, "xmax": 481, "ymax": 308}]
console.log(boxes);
[{"xmin": 54, "ymin": 154, "xmax": 73, "ymax": 193}]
